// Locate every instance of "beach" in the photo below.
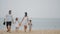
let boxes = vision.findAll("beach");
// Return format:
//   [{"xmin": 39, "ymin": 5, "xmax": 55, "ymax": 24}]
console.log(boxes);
[
  {"xmin": 0, "ymin": 30, "xmax": 60, "ymax": 34},
  {"xmin": 0, "ymin": 18, "xmax": 60, "ymax": 34}
]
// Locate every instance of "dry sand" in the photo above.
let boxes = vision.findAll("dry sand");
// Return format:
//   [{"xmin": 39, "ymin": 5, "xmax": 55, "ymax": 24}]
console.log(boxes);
[{"xmin": 0, "ymin": 30, "xmax": 60, "ymax": 34}]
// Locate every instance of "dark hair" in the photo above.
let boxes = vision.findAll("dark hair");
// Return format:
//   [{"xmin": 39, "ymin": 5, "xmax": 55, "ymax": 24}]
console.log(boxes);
[
  {"xmin": 30, "ymin": 20, "xmax": 32, "ymax": 22},
  {"xmin": 25, "ymin": 12, "xmax": 27, "ymax": 17},
  {"xmin": 9, "ymin": 10, "xmax": 11, "ymax": 14},
  {"xmin": 16, "ymin": 17, "xmax": 18, "ymax": 21}
]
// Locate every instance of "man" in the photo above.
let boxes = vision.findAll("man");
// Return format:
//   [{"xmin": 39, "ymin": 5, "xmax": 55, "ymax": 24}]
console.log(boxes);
[{"xmin": 5, "ymin": 10, "xmax": 14, "ymax": 32}]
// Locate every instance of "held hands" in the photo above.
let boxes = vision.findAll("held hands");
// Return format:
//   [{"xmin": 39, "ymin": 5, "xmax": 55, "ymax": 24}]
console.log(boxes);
[{"xmin": 19, "ymin": 22, "xmax": 22, "ymax": 26}]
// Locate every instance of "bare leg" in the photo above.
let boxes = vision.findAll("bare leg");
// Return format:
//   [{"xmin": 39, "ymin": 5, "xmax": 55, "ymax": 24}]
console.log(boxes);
[
  {"xmin": 29, "ymin": 26, "xmax": 32, "ymax": 32},
  {"xmin": 24, "ymin": 26, "xmax": 26, "ymax": 32},
  {"xmin": 29, "ymin": 28, "xmax": 31, "ymax": 32},
  {"xmin": 24, "ymin": 25, "xmax": 27, "ymax": 32},
  {"xmin": 7, "ymin": 26, "xmax": 9, "ymax": 32},
  {"xmin": 8, "ymin": 26, "xmax": 11, "ymax": 32},
  {"xmin": 16, "ymin": 27, "xmax": 19, "ymax": 32}
]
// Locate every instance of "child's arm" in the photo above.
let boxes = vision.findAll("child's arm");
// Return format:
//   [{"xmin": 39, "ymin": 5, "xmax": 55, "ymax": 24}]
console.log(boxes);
[
  {"xmin": 31, "ymin": 22, "xmax": 32, "ymax": 26},
  {"xmin": 19, "ymin": 22, "xmax": 22, "ymax": 26},
  {"xmin": 28, "ymin": 22, "xmax": 30, "ymax": 25}
]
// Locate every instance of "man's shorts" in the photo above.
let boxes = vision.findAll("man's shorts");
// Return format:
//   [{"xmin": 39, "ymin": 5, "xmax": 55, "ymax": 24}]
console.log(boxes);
[{"xmin": 6, "ymin": 21, "xmax": 11, "ymax": 27}]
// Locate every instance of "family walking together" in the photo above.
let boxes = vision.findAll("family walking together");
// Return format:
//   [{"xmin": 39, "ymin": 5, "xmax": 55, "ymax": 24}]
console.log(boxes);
[{"xmin": 3, "ymin": 10, "xmax": 32, "ymax": 32}]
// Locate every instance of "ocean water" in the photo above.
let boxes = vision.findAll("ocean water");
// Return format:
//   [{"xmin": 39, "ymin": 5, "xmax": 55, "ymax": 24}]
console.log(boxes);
[{"xmin": 0, "ymin": 18, "xmax": 60, "ymax": 30}]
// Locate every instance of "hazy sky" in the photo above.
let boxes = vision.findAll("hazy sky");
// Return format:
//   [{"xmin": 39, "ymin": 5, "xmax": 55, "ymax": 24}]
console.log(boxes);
[{"xmin": 0, "ymin": 0, "xmax": 60, "ymax": 18}]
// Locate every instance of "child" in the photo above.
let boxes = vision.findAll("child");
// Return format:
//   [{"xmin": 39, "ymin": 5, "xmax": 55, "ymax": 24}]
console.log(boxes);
[
  {"xmin": 15, "ymin": 17, "xmax": 20, "ymax": 32},
  {"xmin": 28, "ymin": 20, "xmax": 32, "ymax": 32}
]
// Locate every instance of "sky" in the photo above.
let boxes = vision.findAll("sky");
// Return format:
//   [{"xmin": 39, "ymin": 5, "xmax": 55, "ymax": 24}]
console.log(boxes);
[{"xmin": 0, "ymin": 0, "xmax": 60, "ymax": 18}]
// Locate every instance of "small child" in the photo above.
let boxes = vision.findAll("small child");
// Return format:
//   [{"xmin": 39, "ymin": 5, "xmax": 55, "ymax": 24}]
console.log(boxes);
[
  {"xmin": 28, "ymin": 20, "xmax": 32, "ymax": 32},
  {"xmin": 15, "ymin": 17, "xmax": 20, "ymax": 32}
]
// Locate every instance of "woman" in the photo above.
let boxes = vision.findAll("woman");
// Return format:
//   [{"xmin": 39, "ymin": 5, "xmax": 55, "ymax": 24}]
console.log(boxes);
[{"xmin": 21, "ymin": 12, "xmax": 29, "ymax": 32}]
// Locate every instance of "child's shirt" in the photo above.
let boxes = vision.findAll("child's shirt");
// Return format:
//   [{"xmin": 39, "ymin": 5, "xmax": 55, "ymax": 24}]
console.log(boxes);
[
  {"xmin": 15, "ymin": 21, "xmax": 19, "ymax": 27},
  {"xmin": 28, "ymin": 22, "xmax": 32, "ymax": 26}
]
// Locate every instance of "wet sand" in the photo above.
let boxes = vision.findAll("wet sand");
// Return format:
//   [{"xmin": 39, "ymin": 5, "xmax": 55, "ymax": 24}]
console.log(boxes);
[{"xmin": 0, "ymin": 30, "xmax": 60, "ymax": 34}]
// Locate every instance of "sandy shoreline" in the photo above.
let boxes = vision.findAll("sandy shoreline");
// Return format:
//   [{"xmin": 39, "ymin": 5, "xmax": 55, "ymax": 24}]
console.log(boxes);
[{"xmin": 0, "ymin": 30, "xmax": 60, "ymax": 34}]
